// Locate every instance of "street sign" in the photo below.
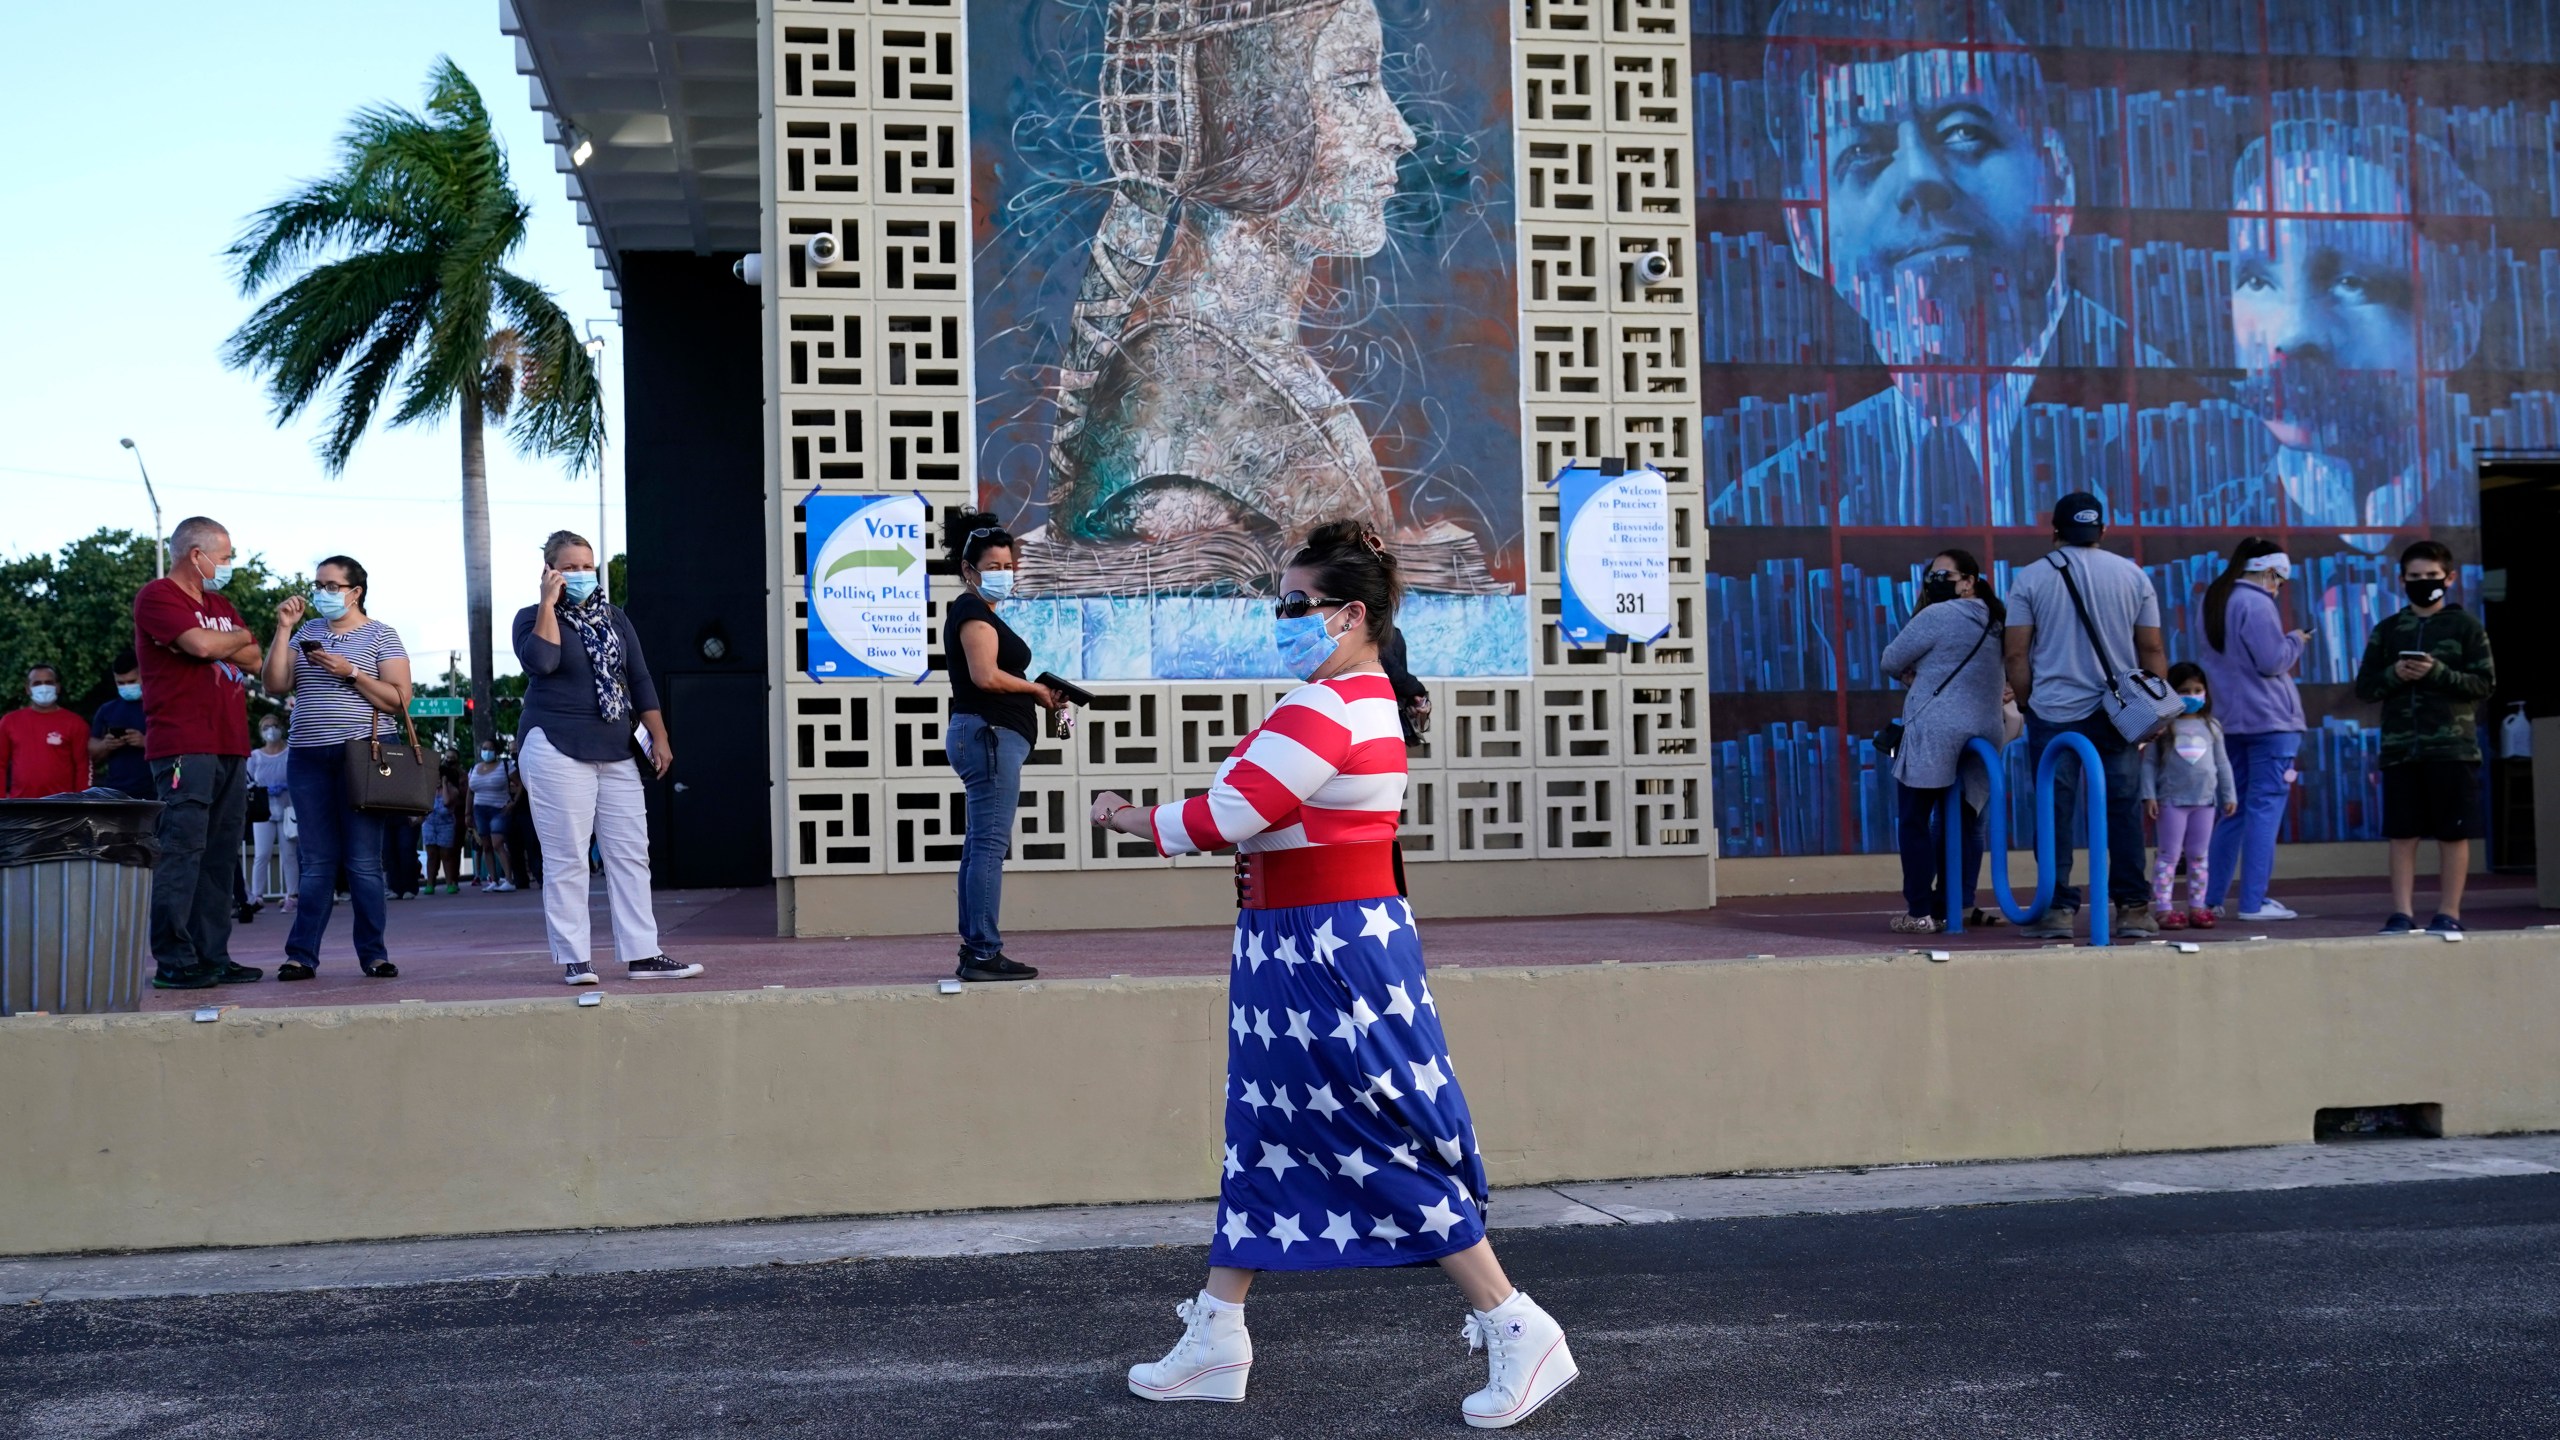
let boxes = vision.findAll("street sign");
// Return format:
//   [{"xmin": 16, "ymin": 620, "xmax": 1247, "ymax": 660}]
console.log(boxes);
[{"xmin": 409, "ymin": 697, "xmax": 467, "ymax": 718}]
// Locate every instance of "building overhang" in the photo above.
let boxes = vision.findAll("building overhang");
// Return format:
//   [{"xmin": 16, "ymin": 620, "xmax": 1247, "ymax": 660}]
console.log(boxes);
[{"xmin": 500, "ymin": 0, "xmax": 760, "ymax": 304}]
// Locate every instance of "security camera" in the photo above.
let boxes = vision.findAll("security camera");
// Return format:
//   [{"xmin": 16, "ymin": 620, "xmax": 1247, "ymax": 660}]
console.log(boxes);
[
  {"xmin": 806, "ymin": 231, "xmax": 842, "ymax": 267},
  {"xmin": 1633, "ymin": 250, "xmax": 1675, "ymax": 287},
  {"xmin": 733, "ymin": 253, "xmax": 764, "ymax": 286}
]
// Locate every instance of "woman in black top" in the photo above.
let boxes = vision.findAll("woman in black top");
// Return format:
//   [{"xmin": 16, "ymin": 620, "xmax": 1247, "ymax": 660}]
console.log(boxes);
[{"xmin": 942, "ymin": 516, "xmax": 1059, "ymax": 982}]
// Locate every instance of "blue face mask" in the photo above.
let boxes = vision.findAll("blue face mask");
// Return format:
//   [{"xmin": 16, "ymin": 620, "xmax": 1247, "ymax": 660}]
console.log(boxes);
[
  {"xmin": 199, "ymin": 555, "xmax": 233, "ymax": 591},
  {"xmin": 30, "ymin": 685, "xmax": 58, "ymax": 706},
  {"xmin": 2180, "ymin": 694, "xmax": 2207, "ymax": 715},
  {"xmin": 311, "ymin": 589, "xmax": 347, "ymax": 620},
  {"xmin": 976, "ymin": 569, "xmax": 1015, "ymax": 602},
  {"xmin": 562, "ymin": 571, "xmax": 599, "ymax": 603},
  {"xmin": 1273, "ymin": 612, "xmax": 1340, "ymax": 681},
  {"xmin": 117, "ymin": 683, "xmax": 142, "ymax": 702}
]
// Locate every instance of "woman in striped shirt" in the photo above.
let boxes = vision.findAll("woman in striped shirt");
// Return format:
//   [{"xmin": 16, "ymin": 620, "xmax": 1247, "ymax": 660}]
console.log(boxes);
[
  {"xmin": 1092, "ymin": 522, "xmax": 1578, "ymax": 1429},
  {"xmin": 261, "ymin": 555, "xmax": 412, "ymax": 980}
]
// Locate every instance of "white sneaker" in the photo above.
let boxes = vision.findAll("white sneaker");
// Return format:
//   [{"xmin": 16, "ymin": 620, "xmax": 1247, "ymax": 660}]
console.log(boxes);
[
  {"xmin": 491, "ymin": 879, "xmax": 517, "ymax": 893},
  {"xmin": 2238, "ymin": 899, "xmax": 2299, "ymax": 921},
  {"xmin": 1127, "ymin": 1294, "xmax": 1251, "ymax": 1403},
  {"xmin": 1460, "ymin": 1291, "xmax": 1578, "ymax": 1429}
]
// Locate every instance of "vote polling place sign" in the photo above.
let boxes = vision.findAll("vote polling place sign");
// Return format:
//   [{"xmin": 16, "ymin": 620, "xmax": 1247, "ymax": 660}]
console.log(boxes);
[
  {"xmin": 1554, "ymin": 462, "xmax": 1671, "ymax": 647},
  {"xmin": 805, "ymin": 494, "xmax": 928, "ymax": 680}
]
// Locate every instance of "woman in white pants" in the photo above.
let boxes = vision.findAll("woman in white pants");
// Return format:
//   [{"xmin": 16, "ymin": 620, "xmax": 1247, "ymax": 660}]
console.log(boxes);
[
  {"xmin": 245, "ymin": 717, "xmax": 296, "ymax": 903},
  {"xmin": 510, "ymin": 531, "xmax": 701, "ymax": 985}
]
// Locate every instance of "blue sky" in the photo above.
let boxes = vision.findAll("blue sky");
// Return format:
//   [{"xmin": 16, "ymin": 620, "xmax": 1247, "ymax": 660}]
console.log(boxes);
[{"xmin": 0, "ymin": 2, "xmax": 624, "ymax": 674}]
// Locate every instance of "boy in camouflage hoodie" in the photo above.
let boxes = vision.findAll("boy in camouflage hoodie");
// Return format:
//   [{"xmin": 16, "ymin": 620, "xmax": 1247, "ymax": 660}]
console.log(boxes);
[{"xmin": 2352, "ymin": 541, "xmax": 2495, "ymax": 934}]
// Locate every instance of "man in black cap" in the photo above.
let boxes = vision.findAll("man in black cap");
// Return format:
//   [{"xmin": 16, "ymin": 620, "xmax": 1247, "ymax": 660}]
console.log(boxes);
[{"xmin": 2001, "ymin": 492, "xmax": 2168, "ymax": 939}]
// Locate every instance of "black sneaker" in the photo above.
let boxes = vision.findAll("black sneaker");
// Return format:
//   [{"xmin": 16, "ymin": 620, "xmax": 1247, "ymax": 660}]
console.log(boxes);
[
  {"xmin": 152, "ymin": 969, "xmax": 220, "ymax": 990},
  {"xmin": 2425, "ymin": 914, "xmax": 2465, "ymax": 936},
  {"xmin": 215, "ymin": 962, "xmax": 264, "ymax": 984},
  {"xmin": 276, "ymin": 961, "xmax": 317, "ymax": 981},
  {"xmin": 956, "ymin": 951, "xmax": 1039, "ymax": 983},
  {"xmin": 2379, "ymin": 913, "xmax": 2416, "ymax": 935},
  {"xmin": 625, "ymin": 955, "xmax": 705, "ymax": 980}
]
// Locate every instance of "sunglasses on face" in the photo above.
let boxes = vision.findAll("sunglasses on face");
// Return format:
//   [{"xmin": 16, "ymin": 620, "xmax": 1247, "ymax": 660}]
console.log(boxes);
[
  {"xmin": 1273, "ymin": 591, "xmax": 1349, "ymax": 620},
  {"xmin": 1925, "ymin": 570, "xmax": 1959, "ymax": 584}
]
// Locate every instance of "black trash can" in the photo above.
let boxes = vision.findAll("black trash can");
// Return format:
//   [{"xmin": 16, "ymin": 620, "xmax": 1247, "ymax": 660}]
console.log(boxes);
[{"xmin": 1, "ymin": 792, "xmax": 164, "ymax": 1015}]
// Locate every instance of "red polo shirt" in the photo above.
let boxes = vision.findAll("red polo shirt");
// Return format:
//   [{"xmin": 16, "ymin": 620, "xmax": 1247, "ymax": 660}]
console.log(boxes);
[
  {"xmin": 133, "ymin": 577, "xmax": 252, "ymax": 760},
  {"xmin": 0, "ymin": 707, "xmax": 92, "ymax": 798}
]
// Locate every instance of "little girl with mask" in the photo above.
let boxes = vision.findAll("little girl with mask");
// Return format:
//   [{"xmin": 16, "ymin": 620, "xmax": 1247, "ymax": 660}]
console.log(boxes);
[{"xmin": 2141, "ymin": 663, "xmax": 2239, "ymax": 930}]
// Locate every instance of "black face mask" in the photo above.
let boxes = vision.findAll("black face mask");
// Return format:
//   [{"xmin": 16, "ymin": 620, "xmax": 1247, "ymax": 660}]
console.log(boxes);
[
  {"xmin": 2405, "ymin": 578, "xmax": 2447, "ymax": 607},
  {"xmin": 1921, "ymin": 574, "xmax": 1961, "ymax": 604}
]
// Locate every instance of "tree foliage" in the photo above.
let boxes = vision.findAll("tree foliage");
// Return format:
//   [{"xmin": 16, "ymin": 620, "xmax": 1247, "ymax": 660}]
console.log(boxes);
[{"xmin": 0, "ymin": 529, "xmax": 307, "ymax": 719}]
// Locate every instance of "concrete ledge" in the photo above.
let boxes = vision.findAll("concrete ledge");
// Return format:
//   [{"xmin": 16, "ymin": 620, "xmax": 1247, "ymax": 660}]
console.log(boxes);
[
  {"xmin": 4, "ymin": 930, "xmax": 2555, "ymax": 1256},
  {"xmin": 1715, "ymin": 839, "xmax": 2485, "ymax": 898},
  {"xmin": 782, "ymin": 854, "xmax": 1718, "ymax": 937}
]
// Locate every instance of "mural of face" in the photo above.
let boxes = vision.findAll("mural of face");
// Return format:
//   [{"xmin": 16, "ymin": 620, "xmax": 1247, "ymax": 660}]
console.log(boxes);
[
  {"xmin": 1266, "ymin": 0, "xmax": 1415, "ymax": 259},
  {"xmin": 2230, "ymin": 165, "xmax": 2419, "ymax": 461},
  {"xmin": 1794, "ymin": 48, "xmax": 2068, "ymax": 369}
]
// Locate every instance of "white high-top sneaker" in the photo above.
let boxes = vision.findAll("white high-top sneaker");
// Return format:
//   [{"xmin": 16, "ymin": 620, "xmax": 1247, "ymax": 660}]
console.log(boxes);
[
  {"xmin": 1127, "ymin": 1293, "xmax": 1252, "ymax": 1403},
  {"xmin": 1459, "ymin": 1291, "xmax": 1577, "ymax": 1429}
]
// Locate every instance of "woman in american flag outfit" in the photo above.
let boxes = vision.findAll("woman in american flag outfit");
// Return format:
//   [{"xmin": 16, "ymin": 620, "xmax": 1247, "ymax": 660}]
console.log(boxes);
[{"xmin": 1090, "ymin": 522, "xmax": 1578, "ymax": 1429}]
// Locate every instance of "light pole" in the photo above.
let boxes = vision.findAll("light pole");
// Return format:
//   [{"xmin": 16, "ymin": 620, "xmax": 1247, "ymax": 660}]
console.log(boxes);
[
  {"xmin": 582, "ymin": 319, "xmax": 616, "ymax": 600},
  {"xmin": 116, "ymin": 438, "xmax": 165, "ymax": 576}
]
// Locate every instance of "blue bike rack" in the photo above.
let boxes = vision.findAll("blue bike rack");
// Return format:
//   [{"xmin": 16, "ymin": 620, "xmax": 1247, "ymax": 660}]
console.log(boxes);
[{"xmin": 1940, "ymin": 732, "xmax": 2111, "ymax": 948}]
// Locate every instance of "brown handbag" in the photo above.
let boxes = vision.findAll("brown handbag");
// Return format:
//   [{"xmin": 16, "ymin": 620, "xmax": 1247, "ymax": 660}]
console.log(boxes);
[{"xmin": 341, "ymin": 711, "xmax": 438, "ymax": 817}]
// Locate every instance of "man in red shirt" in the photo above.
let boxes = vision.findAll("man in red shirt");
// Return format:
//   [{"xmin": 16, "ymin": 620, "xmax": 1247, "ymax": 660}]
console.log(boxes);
[
  {"xmin": 0, "ymin": 665, "xmax": 92, "ymax": 798},
  {"xmin": 136, "ymin": 516, "xmax": 266, "ymax": 989}
]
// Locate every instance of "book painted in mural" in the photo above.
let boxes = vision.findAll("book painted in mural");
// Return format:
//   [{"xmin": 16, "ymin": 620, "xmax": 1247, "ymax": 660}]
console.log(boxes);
[
  {"xmin": 972, "ymin": 0, "xmax": 1525, "ymax": 680},
  {"xmin": 1694, "ymin": 0, "xmax": 2546, "ymax": 855}
]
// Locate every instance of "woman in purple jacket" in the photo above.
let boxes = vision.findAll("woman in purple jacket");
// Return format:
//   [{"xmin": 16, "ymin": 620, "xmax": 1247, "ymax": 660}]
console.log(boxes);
[{"xmin": 2195, "ymin": 537, "xmax": 2312, "ymax": 922}]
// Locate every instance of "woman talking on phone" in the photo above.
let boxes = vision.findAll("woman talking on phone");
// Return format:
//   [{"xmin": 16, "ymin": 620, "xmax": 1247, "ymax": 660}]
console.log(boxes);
[
  {"xmin": 513, "ymin": 531, "xmax": 699, "ymax": 985},
  {"xmin": 262, "ymin": 555, "xmax": 411, "ymax": 980},
  {"xmin": 1092, "ymin": 521, "xmax": 1578, "ymax": 1429}
]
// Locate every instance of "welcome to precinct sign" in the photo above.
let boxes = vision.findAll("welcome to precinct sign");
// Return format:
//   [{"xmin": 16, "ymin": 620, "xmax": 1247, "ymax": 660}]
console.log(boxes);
[
  {"xmin": 804, "ymin": 494, "xmax": 928, "ymax": 680},
  {"xmin": 1554, "ymin": 462, "xmax": 1671, "ymax": 648}
]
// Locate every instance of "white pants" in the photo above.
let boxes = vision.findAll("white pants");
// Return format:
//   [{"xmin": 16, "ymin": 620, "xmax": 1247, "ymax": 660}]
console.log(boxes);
[
  {"xmin": 252, "ymin": 814, "xmax": 297, "ymax": 899},
  {"xmin": 518, "ymin": 729, "xmax": 660, "ymax": 969}
]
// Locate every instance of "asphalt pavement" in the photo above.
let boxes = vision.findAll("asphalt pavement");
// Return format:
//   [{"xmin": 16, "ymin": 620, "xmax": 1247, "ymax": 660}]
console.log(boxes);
[{"xmin": 8, "ymin": 1173, "xmax": 2556, "ymax": 1439}]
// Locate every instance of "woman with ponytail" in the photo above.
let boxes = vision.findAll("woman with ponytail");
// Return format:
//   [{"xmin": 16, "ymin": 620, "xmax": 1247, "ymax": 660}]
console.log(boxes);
[
  {"xmin": 940, "ymin": 512, "xmax": 1059, "ymax": 984},
  {"xmin": 1091, "ymin": 520, "xmax": 1578, "ymax": 1429},
  {"xmin": 2194, "ymin": 536, "xmax": 2310, "ymax": 922}
]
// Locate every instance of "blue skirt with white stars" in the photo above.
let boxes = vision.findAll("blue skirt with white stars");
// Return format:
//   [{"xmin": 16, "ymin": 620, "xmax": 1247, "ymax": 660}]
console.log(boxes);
[{"xmin": 1208, "ymin": 894, "xmax": 1490, "ymax": 1272}]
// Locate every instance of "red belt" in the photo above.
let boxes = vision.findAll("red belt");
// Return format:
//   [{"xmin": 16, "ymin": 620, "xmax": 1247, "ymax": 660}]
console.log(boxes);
[{"xmin": 1235, "ymin": 842, "xmax": 1399, "ymax": 911}]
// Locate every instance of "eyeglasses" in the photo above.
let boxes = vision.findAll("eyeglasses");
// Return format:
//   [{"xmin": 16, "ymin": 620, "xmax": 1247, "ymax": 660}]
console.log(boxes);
[
  {"xmin": 313, "ymin": 581, "xmax": 356, "ymax": 594},
  {"xmin": 1273, "ymin": 591, "xmax": 1349, "ymax": 620}
]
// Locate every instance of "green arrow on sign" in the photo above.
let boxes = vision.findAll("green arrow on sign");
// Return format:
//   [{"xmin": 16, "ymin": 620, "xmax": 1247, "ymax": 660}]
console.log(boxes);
[
  {"xmin": 408, "ymin": 697, "xmax": 467, "ymax": 718},
  {"xmin": 822, "ymin": 546, "xmax": 918, "ymax": 579}
]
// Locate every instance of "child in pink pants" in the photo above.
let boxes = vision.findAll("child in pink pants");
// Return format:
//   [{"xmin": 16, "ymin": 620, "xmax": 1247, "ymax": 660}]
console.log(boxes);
[{"xmin": 2142, "ymin": 664, "xmax": 2238, "ymax": 930}]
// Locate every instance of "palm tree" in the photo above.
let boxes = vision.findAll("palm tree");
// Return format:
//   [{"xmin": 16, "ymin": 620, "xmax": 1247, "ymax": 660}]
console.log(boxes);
[{"xmin": 224, "ymin": 57, "xmax": 603, "ymax": 754}]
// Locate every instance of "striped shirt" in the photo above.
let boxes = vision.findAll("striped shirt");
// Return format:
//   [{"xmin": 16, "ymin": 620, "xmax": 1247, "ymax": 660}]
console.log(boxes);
[
  {"xmin": 286, "ymin": 618, "xmax": 408, "ymax": 747},
  {"xmin": 1151, "ymin": 673, "xmax": 1406, "ymax": 857}
]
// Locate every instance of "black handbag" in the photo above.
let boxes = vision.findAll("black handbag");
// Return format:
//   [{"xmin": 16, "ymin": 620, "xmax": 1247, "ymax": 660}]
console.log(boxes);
[
  {"xmin": 341, "ymin": 712, "xmax": 437, "ymax": 817},
  {"xmin": 246, "ymin": 784, "xmax": 271, "ymax": 824}
]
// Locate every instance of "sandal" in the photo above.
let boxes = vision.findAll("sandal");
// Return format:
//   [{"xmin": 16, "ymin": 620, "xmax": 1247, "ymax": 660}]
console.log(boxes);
[
  {"xmin": 276, "ymin": 961, "xmax": 316, "ymax": 982},
  {"xmin": 361, "ymin": 959, "xmax": 399, "ymax": 979},
  {"xmin": 1965, "ymin": 907, "xmax": 2005, "ymax": 928}
]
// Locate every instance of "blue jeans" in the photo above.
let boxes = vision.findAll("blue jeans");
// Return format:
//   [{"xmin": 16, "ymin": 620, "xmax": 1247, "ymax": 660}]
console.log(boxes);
[
  {"xmin": 284, "ymin": 744, "xmax": 388, "ymax": 967},
  {"xmin": 946, "ymin": 712, "xmax": 1029, "ymax": 959},
  {"xmin": 2206, "ymin": 730, "xmax": 2301, "ymax": 914},
  {"xmin": 2024, "ymin": 710, "xmax": 2149, "ymax": 911},
  {"xmin": 1895, "ymin": 781, "xmax": 1985, "ymax": 921}
]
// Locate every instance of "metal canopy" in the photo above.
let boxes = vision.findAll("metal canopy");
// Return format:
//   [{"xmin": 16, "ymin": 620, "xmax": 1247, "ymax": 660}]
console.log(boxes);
[{"xmin": 500, "ymin": 0, "xmax": 761, "ymax": 298}]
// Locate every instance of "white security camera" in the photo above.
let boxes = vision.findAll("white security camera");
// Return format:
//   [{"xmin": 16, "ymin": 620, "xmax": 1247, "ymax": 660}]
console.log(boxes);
[
  {"xmin": 1633, "ymin": 250, "xmax": 1675, "ymax": 287},
  {"xmin": 733, "ymin": 253, "xmax": 764, "ymax": 286},
  {"xmin": 806, "ymin": 231, "xmax": 842, "ymax": 267}
]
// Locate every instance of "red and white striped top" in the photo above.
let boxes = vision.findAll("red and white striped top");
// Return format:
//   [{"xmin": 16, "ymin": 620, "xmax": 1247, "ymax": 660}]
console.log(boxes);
[{"xmin": 1150, "ymin": 673, "xmax": 1407, "ymax": 858}]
